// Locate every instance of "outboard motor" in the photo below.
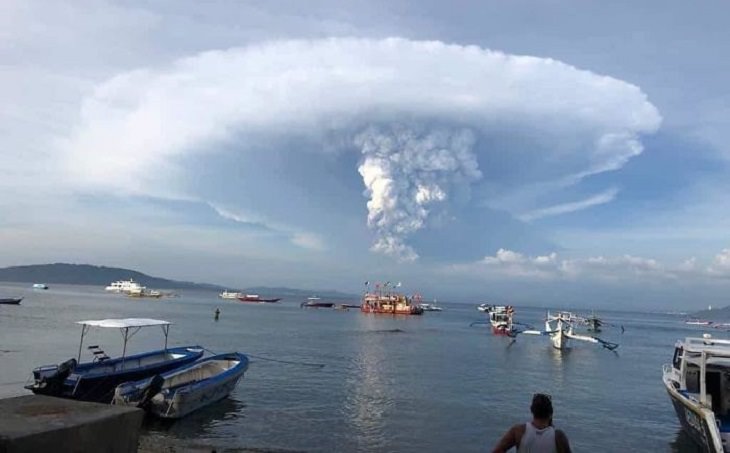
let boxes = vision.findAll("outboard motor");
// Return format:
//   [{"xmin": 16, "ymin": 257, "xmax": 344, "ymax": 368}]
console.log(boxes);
[
  {"xmin": 32, "ymin": 358, "xmax": 77, "ymax": 396},
  {"xmin": 137, "ymin": 374, "xmax": 166, "ymax": 408}
]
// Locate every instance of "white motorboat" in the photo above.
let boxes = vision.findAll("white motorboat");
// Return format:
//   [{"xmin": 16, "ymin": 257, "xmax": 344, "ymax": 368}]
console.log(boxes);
[
  {"xmin": 105, "ymin": 279, "xmax": 145, "ymax": 293},
  {"xmin": 663, "ymin": 335, "xmax": 730, "ymax": 452},
  {"xmin": 477, "ymin": 303, "xmax": 491, "ymax": 312},
  {"xmin": 219, "ymin": 290, "xmax": 241, "ymax": 299},
  {"xmin": 419, "ymin": 303, "xmax": 444, "ymax": 312}
]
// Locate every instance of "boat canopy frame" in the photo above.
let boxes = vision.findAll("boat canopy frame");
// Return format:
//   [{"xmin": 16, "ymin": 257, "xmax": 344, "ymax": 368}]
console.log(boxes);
[{"xmin": 75, "ymin": 318, "xmax": 172, "ymax": 365}]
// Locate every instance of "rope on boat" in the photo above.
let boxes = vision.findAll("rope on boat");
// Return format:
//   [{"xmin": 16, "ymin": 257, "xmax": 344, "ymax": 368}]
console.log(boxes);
[{"xmin": 201, "ymin": 347, "xmax": 325, "ymax": 369}]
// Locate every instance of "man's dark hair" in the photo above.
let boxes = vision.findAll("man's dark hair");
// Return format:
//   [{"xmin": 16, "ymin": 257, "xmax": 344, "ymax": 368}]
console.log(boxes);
[{"xmin": 530, "ymin": 393, "xmax": 553, "ymax": 419}]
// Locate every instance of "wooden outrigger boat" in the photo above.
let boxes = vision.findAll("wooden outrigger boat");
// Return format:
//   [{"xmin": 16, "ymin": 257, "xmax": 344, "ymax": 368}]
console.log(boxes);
[
  {"xmin": 26, "ymin": 318, "xmax": 203, "ymax": 403},
  {"xmin": 520, "ymin": 311, "xmax": 619, "ymax": 351},
  {"xmin": 113, "ymin": 352, "xmax": 248, "ymax": 419},
  {"xmin": 361, "ymin": 290, "xmax": 423, "ymax": 315}
]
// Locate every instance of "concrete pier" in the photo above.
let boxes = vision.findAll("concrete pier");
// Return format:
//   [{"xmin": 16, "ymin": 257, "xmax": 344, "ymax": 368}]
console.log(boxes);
[{"xmin": 0, "ymin": 395, "xmax": 143, "ymax": 453}]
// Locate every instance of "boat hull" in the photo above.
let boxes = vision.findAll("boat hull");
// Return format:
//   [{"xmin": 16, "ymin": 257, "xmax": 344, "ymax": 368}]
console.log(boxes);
[
  {"xmin": 491, "ymin": 325, "xmax": 512, "ymax": 336},
  {"xmin": 664, "ymin": 377, "xmax": 725, "ymax": 452},
  {"xmin": 360, "ymin": 305, "xmax": 424, "ymax": 315},
  {"xmin": 0, "ymin": 298, "xmax": 22, "ymax": 305},
  {"xmin": 27, "ymin": 346, "xmax": 204, "ymax": 403},
  {"xmin": 550, "ymin": 329, "xmax": 567, "ymax": 350},
  {"xmin": 237, "ymin": 297, "xmax": 281, "ymax": 303},
  {"xmin": 114, "ymin": 353, "xmax": 248, "ymax": 419},
  {"xmin": 301, "ymin": 302, "xmax": 335, "ymax": 308}
]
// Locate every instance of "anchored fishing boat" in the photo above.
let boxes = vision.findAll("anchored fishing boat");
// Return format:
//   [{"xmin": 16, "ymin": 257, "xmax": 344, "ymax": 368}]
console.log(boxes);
[
  {"xmin": 361, "ymin": 291, "xmax": 423, "ymax": 315},
  {"xmin": 113, "ymin": 352, "xmax": 248, "ymax": 419},
  {"xmin": 487, "ymin": 306, "xmax": 515, "ymax": 335},
  {"xmin": 219, "ymin": 290, "xmax": 241, "ymax": 299},
  {"xmin": 301, "ymin": 297, "xmax": 334, "ymax": 308},
  {"xmin": 519, "ymin": 311, "xmax": 619, "ymax": 351},
  {"xmin": 0, "ymin": 297, "xmax": 22, "ymax": 305},
  {"xmin": 237, "ymin": 294, "xmax": 281, "ymax": 303},
  {"xmin": 25, "ymin": 318, "xmax": 203, "ymax": 403},
  {"xmin": 663, "ymin": 335, "xmax": 730, "ymax": 452},
  {"xmin": 32, "ymin": 283, "xmax": 48, "ymax": 290}
]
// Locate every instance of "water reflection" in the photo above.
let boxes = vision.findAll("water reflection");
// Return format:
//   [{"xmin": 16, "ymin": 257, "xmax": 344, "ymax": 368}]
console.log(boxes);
[
  {"xmin": 669, "ymin": 429, "xmax": 703, "ymax": 452},
  {"xmin": 143, "ymin": 396, "xmax": 245, "ymax": 438},
  {"xmin": 343, "ymin": 315, "xmax": 395, "ymax": 451}
]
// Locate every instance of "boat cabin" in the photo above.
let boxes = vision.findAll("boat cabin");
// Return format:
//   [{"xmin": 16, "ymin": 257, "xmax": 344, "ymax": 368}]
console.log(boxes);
[{"xmin": 670, "ymin": 337, "xmax": 730, "ymax": 430}]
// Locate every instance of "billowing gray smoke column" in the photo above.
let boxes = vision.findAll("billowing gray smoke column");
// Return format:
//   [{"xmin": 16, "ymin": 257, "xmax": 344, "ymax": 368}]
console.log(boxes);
[{"xmin": 356, "ymin": 124, "xmax": 482, "ymax": 261}]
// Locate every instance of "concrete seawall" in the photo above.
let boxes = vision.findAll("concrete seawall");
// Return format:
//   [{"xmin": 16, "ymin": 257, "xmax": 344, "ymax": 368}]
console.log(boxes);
[{"xmin": 0, "ymin": 395, "xmax": 143, "ymax": 453}]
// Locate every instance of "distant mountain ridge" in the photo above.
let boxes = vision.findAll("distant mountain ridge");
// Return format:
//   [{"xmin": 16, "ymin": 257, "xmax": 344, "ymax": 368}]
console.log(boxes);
[
  {"xmin": 0, "ymin": 263, "xmax": 224, "ymax": 290},
  {"xmin": 0, "ymin": 263, "xmax": 359, "ymax": 298}
]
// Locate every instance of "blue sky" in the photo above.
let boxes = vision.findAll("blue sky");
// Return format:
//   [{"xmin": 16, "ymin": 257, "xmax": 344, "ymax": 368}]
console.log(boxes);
[{"xmin": 1, "ymin": 1, "xmax": 730, "ymax": 309}]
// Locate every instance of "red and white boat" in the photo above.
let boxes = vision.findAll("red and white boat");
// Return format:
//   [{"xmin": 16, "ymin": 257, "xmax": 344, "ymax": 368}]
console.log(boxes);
[
  {"xmin": 486, "ymin": 305, "xmax": 515, "ymax": 335},
  {"xmin": 361, "ymin": 292, "xmax": 423, "ymax": 315},
  {"xmin": 237, "ymin": 294, "xmax": 281, "ymax": 303}
]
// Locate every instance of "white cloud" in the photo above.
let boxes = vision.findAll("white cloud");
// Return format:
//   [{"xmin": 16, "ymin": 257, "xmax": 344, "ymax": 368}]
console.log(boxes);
[
  {"xmin": 458, "ymin": 247, "xmax": 730, "ymax": 282},
  {"xmin": 58, "ymin": 38, "xmax": 661, "ymax": 259},
  {"xmin": 518, "ymin": 187, "xmax": 619, "ymax": 222}
]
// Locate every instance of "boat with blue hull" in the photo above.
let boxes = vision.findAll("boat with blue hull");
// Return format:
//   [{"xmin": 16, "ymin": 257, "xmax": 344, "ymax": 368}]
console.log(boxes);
[
  {"xmin": 663, "ymin": 335, "xmax": 730, "ymax": 452},
  {"xmin": 113, "ymin": 352, "xmax": 248, "ymax": 419},
  {"xmin": 25, "ymin": 318, "xmax": 203, "ymax": 403}
]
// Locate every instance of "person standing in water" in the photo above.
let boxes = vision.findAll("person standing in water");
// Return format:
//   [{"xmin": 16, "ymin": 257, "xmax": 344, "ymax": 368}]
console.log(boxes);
[
  {"xmin": 214, "ymin": 307, "xmax": 220, "ymax": 321},
  {"xmin": 492, "ymin": 393, "xmax": 572, "ymax": 453}
]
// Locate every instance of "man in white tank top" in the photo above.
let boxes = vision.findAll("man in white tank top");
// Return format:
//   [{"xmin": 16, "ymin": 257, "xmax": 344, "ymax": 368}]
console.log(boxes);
[{"xmin": 492, "ymin": 393, "xmax": 572, "ymax": 453}]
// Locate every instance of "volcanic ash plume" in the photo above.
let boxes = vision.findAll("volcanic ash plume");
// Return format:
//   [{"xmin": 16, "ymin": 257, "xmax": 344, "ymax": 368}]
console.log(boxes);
[{"xmin": 356, "ymin": 125, "xmax": 481, "ymax": 261}]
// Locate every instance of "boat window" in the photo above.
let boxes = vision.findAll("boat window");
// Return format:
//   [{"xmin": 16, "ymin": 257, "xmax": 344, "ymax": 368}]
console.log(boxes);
[{"xmin": 672, "ymin": 347, "xmax": 683, "ymax": 369}]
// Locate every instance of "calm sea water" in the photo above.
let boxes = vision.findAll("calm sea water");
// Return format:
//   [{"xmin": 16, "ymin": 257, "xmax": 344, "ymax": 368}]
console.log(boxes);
[{"xmin": 0, "ymin": 283, "xmax": 712, "ymax": 452}]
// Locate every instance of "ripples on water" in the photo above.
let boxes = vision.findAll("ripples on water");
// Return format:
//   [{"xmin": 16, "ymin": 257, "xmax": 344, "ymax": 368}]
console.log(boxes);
[{"xmin": 0, "ymin": 283, "xmax": 714, "ymax": 451}]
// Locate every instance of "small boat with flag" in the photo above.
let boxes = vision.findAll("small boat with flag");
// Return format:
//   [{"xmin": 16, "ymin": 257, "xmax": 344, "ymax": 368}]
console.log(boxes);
[
  {"xmin": 237, "ymin": 294, "xmax": 281, "ymax": 303},
  {"xmin": 113, "ymin": 352, "xmax": 248, "ymax": 419},
  {"xmin": 0, "ymin": 297, "xmax": 22, "ymax": 305},
  {"xmin": 663, "ymin": 335, "xmax": 730, "ymax": 452},
  {"xmin": 25, "ymin": 318, "xmax": 203, "ymax": 403}
]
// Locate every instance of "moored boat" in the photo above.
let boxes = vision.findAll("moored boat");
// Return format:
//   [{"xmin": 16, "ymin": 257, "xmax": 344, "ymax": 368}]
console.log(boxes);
[
  {"xmin": 127, "ymin": 288, "xmax": 162, "ymax": 298},
  {"xmin": 219, "ymin": 290, "xmax": 241, "ymax": 299},
  {"xmin": 687, "ymin": 319, "xmax": 714, "ymax": 326},
  {"xmin": 301, "ymin": 296, "xmax": 334, "ymax": 308},
  {"xmin": 113, "ymin": 352, "xmax": 248, "ymax": 419},
  {"xmin": 486, "ymin": 305, "xmax": 514, "ymax": 335},
  {"xmin": 663, "ymin": 335, "xmax": 730, "ymax": 452},
  {"xmin": 25, "ymin": 318, "xmax": 203, "ymax": 403},
  {"xmin": 419, "ymin": 303, "xmax": 444, "ymax": 312},
  {"xmin": 237, "ymin": 294, "xmax": 281, "ymax": 303},
  {"xmin": 105, "ymin": 279, "xmax": 145, "ymax": 294},
  {"xmin": 32, "ymin": 283, "xmax": 49, "ymax": 290},
  {"xmin": 0, "ymin": 297, "xmax": 22, "ymax": 305},
  {"xmin": 361, "ymin": 291, "xmax": 423, "ymax": 315}
]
